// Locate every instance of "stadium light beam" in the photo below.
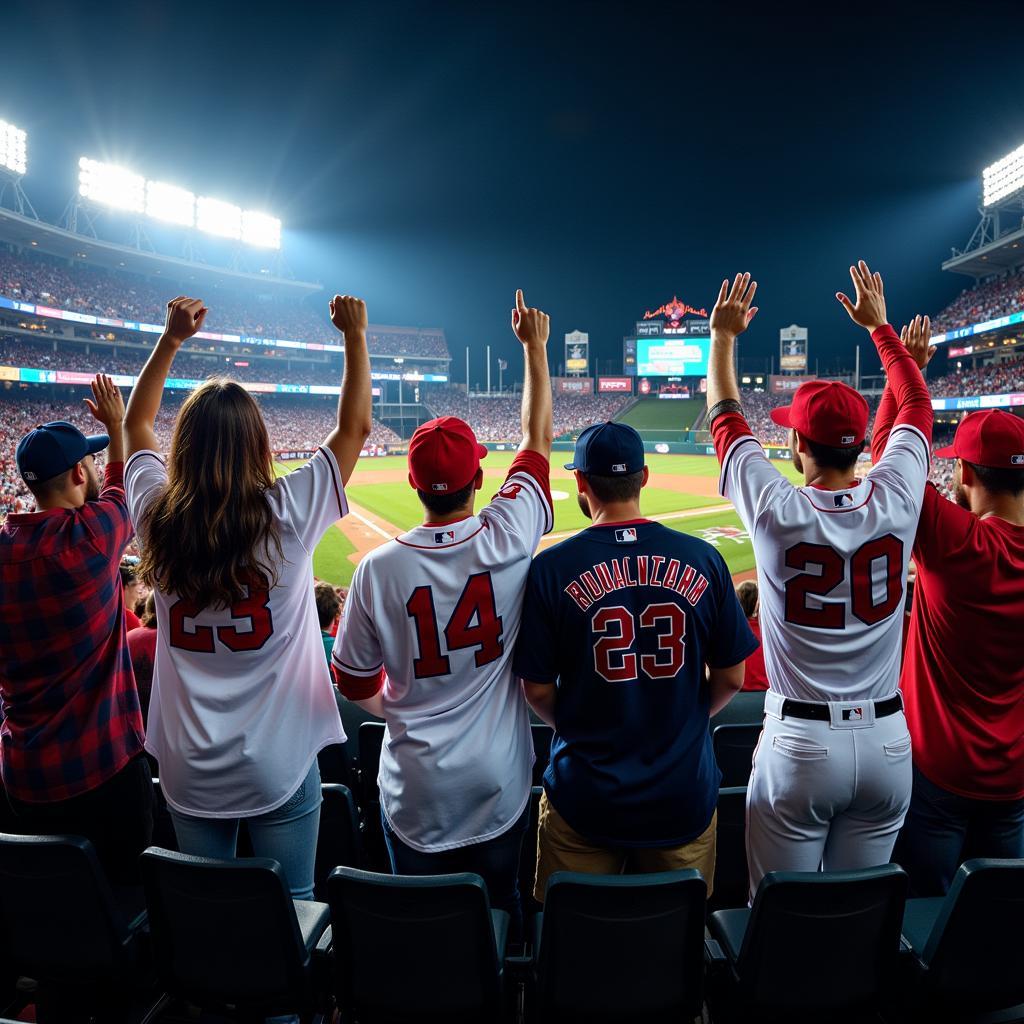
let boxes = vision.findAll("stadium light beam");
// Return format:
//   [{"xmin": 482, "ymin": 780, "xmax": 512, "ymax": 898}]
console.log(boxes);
[
  {"xmin": 78, "ymin": 157, "xmax": 145, "ymax": 213},
  {"xmin": 241, "ymin": 210, "xmax": 281, "ymax": 249},
  {"xmin": 145, "ymin": 180, "xmax": 195, "ymax": 226},
  {"xmin": 982, "ymin": 142, "xmax": 1024, "ymax": 207},
  {"xmin": 0, "ymin": 120, "xmax": 28, "ymax": 176},
  {"xmin": 197, "ymin": 196, "xmax": 242, "ymax": 239}
]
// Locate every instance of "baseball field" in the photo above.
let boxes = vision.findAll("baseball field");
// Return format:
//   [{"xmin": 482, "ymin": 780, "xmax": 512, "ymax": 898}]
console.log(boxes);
[{"xmin": 278, "ymin": 451, "xmax": 804, "ymax": 588}]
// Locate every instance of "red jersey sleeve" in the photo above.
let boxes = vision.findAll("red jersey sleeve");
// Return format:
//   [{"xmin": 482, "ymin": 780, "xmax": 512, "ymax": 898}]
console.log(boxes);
[{"xmin": 870, "ymin": 325, "xmax": 933, "ymax": 444}]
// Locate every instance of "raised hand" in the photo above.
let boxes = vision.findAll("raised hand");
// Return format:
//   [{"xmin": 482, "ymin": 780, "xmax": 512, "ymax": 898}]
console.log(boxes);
[
  {"xmin": 329, "ymin": 294, "xmax": 368, "ymax": 335},
  {"xmin": 83, "ymin": 373, "xmax": 125, "ymax": 429},
  {"xmin": 836, "ymin": 260, "xmax": 887, "ymax": 332},
  {"xmin": 511, "ymin": 289, "xmax": 550, "ymax": 348},
  {"xmin": 899, "ymin": 314, "xmax": 937, "ymax": 371},
  {"xmin": 162, "ymin": 296, "xmax": 209, "ymax": 347},
  {"xmin": 710, "ymin": 273, "xmax": 758, "ymax": 339}
]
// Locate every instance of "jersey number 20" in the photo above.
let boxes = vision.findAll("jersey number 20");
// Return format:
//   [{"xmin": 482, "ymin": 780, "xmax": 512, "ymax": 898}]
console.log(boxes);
[{"xmin": 406, "ymin": 572, "xmax": 503, "ymax": 678}]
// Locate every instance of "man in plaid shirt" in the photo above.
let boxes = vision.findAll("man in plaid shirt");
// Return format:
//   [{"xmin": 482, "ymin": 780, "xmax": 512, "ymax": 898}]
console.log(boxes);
[{"xmin": 0, "ymin": 374, "xmax": 151, "ymax": 883}]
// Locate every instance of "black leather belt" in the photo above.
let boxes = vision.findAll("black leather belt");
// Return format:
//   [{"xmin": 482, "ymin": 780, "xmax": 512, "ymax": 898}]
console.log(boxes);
[{"xmin": 780, "ymin": 694, "xmax": 903, "ymax": 722}]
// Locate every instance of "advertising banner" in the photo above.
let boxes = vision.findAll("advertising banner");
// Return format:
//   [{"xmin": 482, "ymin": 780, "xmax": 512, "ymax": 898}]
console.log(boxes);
[
  {"xmin": 555, "ymin": 376, "xmax": 594, "ymax": 395},
  {"xmin": 770, "ymin": 373, "xmax": 817, "ymax": 394},
  {"xmin": 564, "ymin": 330, "xmax": 589, "ymax": 374},
  {"xmin": 598, "ymin": 376, "xmax": 633, "ymax": 393}
]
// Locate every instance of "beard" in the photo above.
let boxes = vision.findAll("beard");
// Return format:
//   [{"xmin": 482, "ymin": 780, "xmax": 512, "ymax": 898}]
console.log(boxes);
[
  {"xmin": 577, "ymin": 493, "xmax": 593, "ymax": 520},
  {"xmin": 790, "ymin": 429, "xmax": 803, "ymax": 474},
  {"xmin": 84, "ymin": 469, "xmax": 101, "ymax": 503},
  {"xmin": 954, "ymin": 482, "xmax": 970, "ymax": 509}
]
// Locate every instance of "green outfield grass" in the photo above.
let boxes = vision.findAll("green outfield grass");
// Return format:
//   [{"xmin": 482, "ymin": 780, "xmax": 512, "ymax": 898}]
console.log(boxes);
[{"xmin": 279, "ymin": 450, "xmax": 801, "ymax": 587}]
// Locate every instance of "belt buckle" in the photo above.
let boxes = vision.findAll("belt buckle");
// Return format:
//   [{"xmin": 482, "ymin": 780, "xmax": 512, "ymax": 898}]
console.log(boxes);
[{"xmin": 828, "ymin": 701, "xmax": 875, "ymax": 729}]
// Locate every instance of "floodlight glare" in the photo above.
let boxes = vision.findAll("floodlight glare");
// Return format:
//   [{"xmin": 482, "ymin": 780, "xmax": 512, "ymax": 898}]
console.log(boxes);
[
  {"xmin": 241, "ymin": 210, "xmax": 281, "ymax": 249},
  {"xmin": 78, "ymin": 157, "xmax": 145, "ymax": 213},
  {"xmin": 982, "ymin": 142, "xmax": 1024, "ymax": 207},
  {"xmin": 196, "ymin": 196, "xmax": 242, "ymax": 239},
  {"xmin": 0, "ymin": 120, "xmax": 28, "ymax": 176},
  {"xmin": 146, "ymin": 180, "xmax": 195, "ymax": 226}
]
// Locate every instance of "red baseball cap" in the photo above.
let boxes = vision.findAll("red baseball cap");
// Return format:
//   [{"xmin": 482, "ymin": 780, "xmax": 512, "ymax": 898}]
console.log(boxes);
[
  {"xmin": 934, "ymin": 409, "xmax": 1024, "ymax": 468},
  {"xmin": 408, "ymin": 416, "xmax": 488, "ymax": 493},
  {"xmin": 770, "ymin": 380, "xmax": 869, "ymax": 447}
]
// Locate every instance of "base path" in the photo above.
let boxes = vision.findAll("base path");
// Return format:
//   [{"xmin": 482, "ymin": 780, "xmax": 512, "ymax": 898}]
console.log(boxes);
[{"xmin": 336, "ymin": 500, "xmax": 402, "ymax": 564}]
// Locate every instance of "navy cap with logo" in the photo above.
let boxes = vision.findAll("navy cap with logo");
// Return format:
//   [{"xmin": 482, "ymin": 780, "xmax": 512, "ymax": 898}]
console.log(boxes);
[
  {"xmin": 564, "ymin": 421, "xmax": 645, "ymax": 476},
  {"xmin": 16, "ymin": 421, "xmax": 109, "ymax": 484}
]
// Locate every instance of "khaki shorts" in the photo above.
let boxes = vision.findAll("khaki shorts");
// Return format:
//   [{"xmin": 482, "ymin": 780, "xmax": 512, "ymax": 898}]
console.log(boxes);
[{"xmin": 534, "ymin": 791, "xmax": 717, "ymax": 903}]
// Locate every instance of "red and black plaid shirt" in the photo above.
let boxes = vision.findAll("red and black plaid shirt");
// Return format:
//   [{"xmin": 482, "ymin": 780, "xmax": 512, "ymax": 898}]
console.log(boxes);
[{"xmin": 0, "ymin": 462, "xmax": 145, "ymax": 802}]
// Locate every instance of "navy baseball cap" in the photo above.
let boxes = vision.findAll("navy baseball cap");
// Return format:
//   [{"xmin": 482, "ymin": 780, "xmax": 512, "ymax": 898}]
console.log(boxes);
[
  {"xmin": 16, "ymin": 421, "xmax": 109, "ymax": 484},
  {"xmin": 564, "ymin": 422, "xmax": 645, "ymax": 476}
]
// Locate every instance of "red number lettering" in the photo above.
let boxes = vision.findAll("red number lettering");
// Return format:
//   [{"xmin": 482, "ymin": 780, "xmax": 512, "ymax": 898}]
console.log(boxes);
[
  {"xmin": 850, "ymin": 534, "xmax": 904, "ymax": 626},
  {"xmin": 592, "ymin": 606, "xmax": 638, "ymax": 682},
  {"xmin": 406, "ymin": 572, "xmax": 504, "ymax": 679},
  {"xmin": 639, "ymin": 602, "xmax": 687, "ymax": 678},
  {"xmin": 592, "ymin": 602, "xmax": 688, "ymax": 683},
  {"xmin": 168, "ymin": 599, "xmax": 216, "ymax": 653},
  {"xmin": 168, "ymin": 581, "xmax": 274, "ymax": 653}
]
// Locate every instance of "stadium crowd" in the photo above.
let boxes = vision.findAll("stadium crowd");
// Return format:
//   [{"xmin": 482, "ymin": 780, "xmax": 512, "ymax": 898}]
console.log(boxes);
[
  {"xmin": 927, "ymin": 350, "xmax": 1024, "ymax": 397},
  {"xmin": 0, "ymin": 248, "xmax": 450, "ymax": 358},
  {"xmin": 932, "ymin": 265, "xmax": 1024, "ymax": 332}
]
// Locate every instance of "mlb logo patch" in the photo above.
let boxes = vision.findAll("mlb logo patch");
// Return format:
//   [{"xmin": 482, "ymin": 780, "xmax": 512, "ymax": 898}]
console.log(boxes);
[
  {"xmin": 1012, "ymin": 454, "xmax": 1024, "ymax": 466},
  {"xmin": 840, "ymin": 434, "xmax": 856, "ymax": 445},
  {"xmin": 833, "ymin": 493, "xmax": 854, "ymax": 508},
  {"xmin": 431, "ymin": 482, "xmax": 448, "ymax": 492},
  {"xmin": 614, "ymin": 527, "xmax": 638, "ymax": 543},
  {"xmin": 611, "ymin": 462, "xmax": 627, "ymax": 473},
  {"xmin": 842, "ymin": 707, "xmax": 864, "ymax": 722},
  {"xmin": 433, "ymin": 530, "xmax": 456, "ymax": 545}
]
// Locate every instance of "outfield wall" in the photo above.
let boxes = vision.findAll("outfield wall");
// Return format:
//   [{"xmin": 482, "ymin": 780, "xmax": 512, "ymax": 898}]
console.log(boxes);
[{"xmin": 482, "ymin": 441, "xmax": 793, "ymax": 460}]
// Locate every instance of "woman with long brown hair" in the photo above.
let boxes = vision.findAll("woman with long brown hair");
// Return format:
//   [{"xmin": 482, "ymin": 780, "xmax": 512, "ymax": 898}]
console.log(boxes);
[{"xmin": 123, "ymin": 294, "xmax": 371, "ymax": 900}]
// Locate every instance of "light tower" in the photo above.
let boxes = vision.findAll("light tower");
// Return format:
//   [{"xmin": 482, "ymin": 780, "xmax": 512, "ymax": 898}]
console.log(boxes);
[{"xmin": 0, "ymin": 118, "xmax": 38, "ymax": 219}]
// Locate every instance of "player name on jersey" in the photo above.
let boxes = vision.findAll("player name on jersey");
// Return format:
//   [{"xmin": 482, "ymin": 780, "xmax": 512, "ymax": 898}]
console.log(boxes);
[{"xmin": 563, "ymin": 554, "xmax": 710, "ymax": 612}]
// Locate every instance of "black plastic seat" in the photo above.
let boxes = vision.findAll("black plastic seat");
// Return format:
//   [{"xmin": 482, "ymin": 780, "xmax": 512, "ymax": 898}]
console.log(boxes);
[
  {"xmin": 327, "ymin": 866, "xmax": 509, "ymax": 1022},
  {"xmin": 708, "ymin": 786, "xmax": 748, "ymax": 912},
  {"xmin": 712, "ymin": 723, "xmax": 762, "ymax": 787},
  {"xmin": 901, "ymin": 858, "xmax": 1024, "ymax": 1012},
  {"xmin": 531, "ymin": 723, "xmax": 553, "ymax": 787},
  {"xmin": 313, "ymin": 783, "xmax": 362, "ymax": 901},
  {"xmin": 708, "ymin": 865, "xmax": 907, "ymax": 1018},
  {"xmin": 140, "ymin": 846, "xmax": 330, "ymax": 1021},
  {"xmin": 535, "ymin": 870, "xmax": 706, "ymax": 1022},
  {"xmin": 0, "ymin": 833, "xmax": 155, "ymax": 1021},
  {"xmin": 357, "ymin": 720, "xmax": 388, "ymax": 869}
]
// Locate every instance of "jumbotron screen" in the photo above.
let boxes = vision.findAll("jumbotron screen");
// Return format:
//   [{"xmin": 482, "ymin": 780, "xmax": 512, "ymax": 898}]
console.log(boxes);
[{"xmin": 636, "ymin": 335, "xmax": 711, "ymax": 376}]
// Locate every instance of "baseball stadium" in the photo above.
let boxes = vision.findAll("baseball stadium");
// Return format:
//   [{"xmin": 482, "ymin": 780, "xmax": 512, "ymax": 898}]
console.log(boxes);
[{"xmin": 1, "ymin": 6, "xmax": 1023, "ymax": 1022}]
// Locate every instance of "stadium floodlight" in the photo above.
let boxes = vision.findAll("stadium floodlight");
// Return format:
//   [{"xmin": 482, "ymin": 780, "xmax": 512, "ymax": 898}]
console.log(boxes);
[
  {"xmin": 196, "ymin": 195, "xmax": 242, "ymax": 239},
  {"xmin": 145, "ymin": 180, "xmax": 195, "ymax": 226},
  {"xmin": 78, "ymin": 157, "xmax": 145, "ymax": 213},
  {"xmin": 241, "ymin": 210, "xmax": 281, "ymax": 249},
  {"xmin": 0, "ymin": 120, "xmax": 27, "ymax": 176},
  {"xmin": 982, "ymin": 142, "xmax": 1024, "ymax": 207}
]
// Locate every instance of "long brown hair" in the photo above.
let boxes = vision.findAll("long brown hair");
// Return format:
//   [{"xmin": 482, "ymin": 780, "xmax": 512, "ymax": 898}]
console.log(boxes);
[{"xmin": 138, "ymin": 379, "xmax": 282, "ymax": 608}]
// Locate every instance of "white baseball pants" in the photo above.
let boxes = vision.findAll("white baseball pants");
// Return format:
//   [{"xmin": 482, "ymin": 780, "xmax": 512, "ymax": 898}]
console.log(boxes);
[{"xmin": 745, "ymin": 689, "xmax": 913, "ymax": 903}]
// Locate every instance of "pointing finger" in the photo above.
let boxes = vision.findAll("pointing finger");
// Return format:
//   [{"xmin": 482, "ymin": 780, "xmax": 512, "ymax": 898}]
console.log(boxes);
[{"xmin": 515, "ymin": 289, "xmax": 528, "ymax": 313}]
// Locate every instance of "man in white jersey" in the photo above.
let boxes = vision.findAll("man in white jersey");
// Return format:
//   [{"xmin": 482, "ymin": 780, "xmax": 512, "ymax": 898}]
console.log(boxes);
[
  {"xmin": 706, "ymin": 265, "xmax": 932, "ymax": 899},
  {"xmin": 333, "ymin": 289, "xmax": 553, "ymax": 925}
]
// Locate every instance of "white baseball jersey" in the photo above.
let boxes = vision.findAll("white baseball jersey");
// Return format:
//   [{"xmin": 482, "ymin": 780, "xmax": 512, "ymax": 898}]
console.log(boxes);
[
  {"xmin": 125, "ymin": 446, "xmax": 347, "ymax": 818},
  {"xmin": 715, "ymin": 416, "xmax": 930, "ymax": 702},
  {"xmin": 333, "ymin": 450, "xmax": 553, "ymax": 852}
]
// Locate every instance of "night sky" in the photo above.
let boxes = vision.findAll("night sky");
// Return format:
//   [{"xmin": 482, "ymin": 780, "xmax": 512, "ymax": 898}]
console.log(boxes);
[{"xmin": 3, "ymin": 0, "xmax": 1023, "ymax": 381}]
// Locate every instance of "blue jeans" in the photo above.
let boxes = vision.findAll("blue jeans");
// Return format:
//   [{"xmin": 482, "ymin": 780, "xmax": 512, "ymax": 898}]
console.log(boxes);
[
  {"xmin": 382, "ymin": 802, "xmax": 530, "ymax": 936},
  {"xmin": 169, "ymin": 761, "xmax": 322, "ymax": 901},
  {"xmin": 894, "ymin": 765, "xmax": 1024, "ymax": 897}
]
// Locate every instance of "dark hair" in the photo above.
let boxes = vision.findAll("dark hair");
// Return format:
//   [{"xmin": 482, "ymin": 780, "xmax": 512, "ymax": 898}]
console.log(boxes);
[
  {"xmin": 140, "ymin": 592, "xmax": 157, "ymax": 629},
  {"xmin": 736, "ymin": 579, "xmax": 759, "ymax": 618},
  {"xmin": 584, "ymin": 470, "xmax": 644, "ymax": 504},
  {"xmin": 965, "ymin": 461, "xmax": 1024, "ymax": 497},
  {"xmin": 804, "ymin": 438, "xmax": 865, "ymax": 473},
  {"xmin": 417, "ymin": 479, "xmax": 475, "ymax": 517},
  {"xmin": 315, "ymin": 580, "xmax": 341, "ymax": 630},
  {"xmin": 24, "ymin": 467, "xmax": 72, "ymax": 500},
  {"xmin": 138, "ymin": 379, "xmax": 282, "ymax": 609},
  {"xmin": 119, "ymin": 562, "xmax": 138, "ymax": 587}
]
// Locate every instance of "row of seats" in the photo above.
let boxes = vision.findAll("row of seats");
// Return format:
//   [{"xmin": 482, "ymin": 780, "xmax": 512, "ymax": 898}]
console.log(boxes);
[{"xmin": 1, "ymin": 829, "xmax": 1021, "ymax": 1023}]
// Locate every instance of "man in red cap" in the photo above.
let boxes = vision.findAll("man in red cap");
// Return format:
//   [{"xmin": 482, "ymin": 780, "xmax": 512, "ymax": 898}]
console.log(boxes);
[
  {"xmin": 706, "ymin": 263, "xmax": 932, "ymax": 900},
  {"xmin": 883, "ymin": 317, "xmax": 1024, "ymax": 895},
  {"xmin": 332, "ymin": 289, "xmax": 553, "ymax": 930}
]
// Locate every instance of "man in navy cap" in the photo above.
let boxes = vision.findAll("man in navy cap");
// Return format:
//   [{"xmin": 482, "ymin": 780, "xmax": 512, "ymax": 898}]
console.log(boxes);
[
  {"xmin": 514, "ymin": 421, "xmax": 757, "ymax": 902},
  {"xmin": 0, "ymin": 374, "xmax": 151, "ymax": 884}
]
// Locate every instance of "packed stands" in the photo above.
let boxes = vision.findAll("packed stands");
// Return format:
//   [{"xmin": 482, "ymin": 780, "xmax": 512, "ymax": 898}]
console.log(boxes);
[
  {"xmin": 932, "ymin": 266, "xmax": 1024, "ymax": 332},
  {"xmin": 0, "ymin": 248, "xmax": 450, "ymax": 358},
  {"xmin": 927, "ymin": 350, "xmax": 1024, "ymax": 397}
]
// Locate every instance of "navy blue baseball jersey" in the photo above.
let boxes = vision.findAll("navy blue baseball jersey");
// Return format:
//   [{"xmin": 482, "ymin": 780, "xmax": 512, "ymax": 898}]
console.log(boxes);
[{"xmin": 513, "ymin": 518, "xmax": 757, "ymax": 847}]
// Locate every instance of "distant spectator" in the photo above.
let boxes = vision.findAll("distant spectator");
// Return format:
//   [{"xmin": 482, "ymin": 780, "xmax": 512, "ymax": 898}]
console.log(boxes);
[
  {"xmin": 127, "ymin": 593, "xmax": 158, "ymax": 723},
  {"xmin": 120, "ymin": 559, "xmax": 147, "ymax": 631},
  {"xmin": 315, "ymin": 581, "xmax": 342, "ymax": 665},
  {"xmin": 0, "ymin": 376, "xmax": 151, "ymax": 884},
  {"xmin": 735, "ymin": 580, "xmax": 769, "ymax": 692}
]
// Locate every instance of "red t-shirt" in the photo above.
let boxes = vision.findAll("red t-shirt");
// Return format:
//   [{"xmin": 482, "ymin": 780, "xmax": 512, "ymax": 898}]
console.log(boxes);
[
  {"xmin": 742, "ymin": 617, "xmax": 769, "ymax": 691},
  {"xmin": 125, "ymin": 608, "xmax": 141, "ymax": 632},
  {"xmin": 901, "ymin": 485, "xmax": 1024, "ymax": 800}
]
